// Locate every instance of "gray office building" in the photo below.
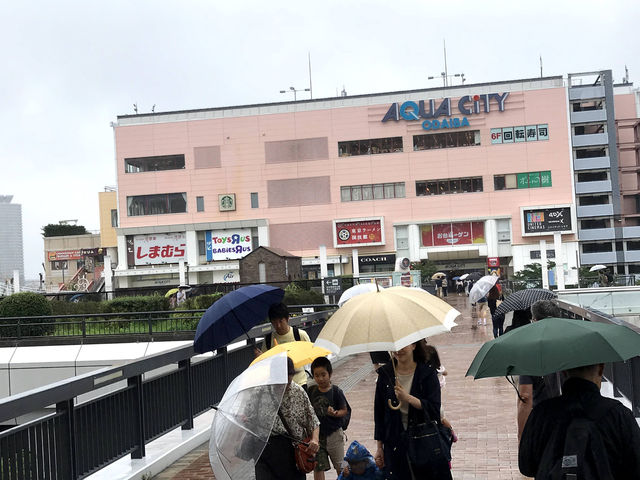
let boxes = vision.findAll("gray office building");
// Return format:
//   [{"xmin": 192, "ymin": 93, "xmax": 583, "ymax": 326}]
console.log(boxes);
[{"xmin": 0, "ymin": 195, "xmax": 25, "ymax": 285}]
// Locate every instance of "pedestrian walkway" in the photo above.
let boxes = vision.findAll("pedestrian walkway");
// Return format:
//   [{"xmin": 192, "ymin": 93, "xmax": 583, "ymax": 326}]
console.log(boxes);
[{"xmin": 154, "ymin": 295, "xmax": 529, "ymax": 480}]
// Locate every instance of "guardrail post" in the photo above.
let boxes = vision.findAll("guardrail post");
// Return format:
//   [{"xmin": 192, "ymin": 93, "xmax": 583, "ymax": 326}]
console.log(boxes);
[
  {"xmin": 179, "ymin": 359, "xmax": 194, "ymax": 430},
  {"xmin": 221, "ymin": 346, "xmax": 230, "ymax": 385},
  {"xmin": 56, "ymin": 399, "xmax": 77, "ymax": 479},
  {"xmin": 148, "ymin": 313, "xmax": 153, "ymax": 337},
  {"xmin": 129, "ymin": 375, "xmax": 146, "ymax": 459},
  {"xmin": 17, "ymin": 321, "xmax": 21, "ymax": 340},
  {"xmin": 81, "ymin": 319, "xmax": 86, "ymax": 338}
]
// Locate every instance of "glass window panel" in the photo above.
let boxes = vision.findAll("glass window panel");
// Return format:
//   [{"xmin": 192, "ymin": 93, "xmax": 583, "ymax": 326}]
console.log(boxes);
[
  {"xmin": 461, "ymin": 178, "xmax": 472, "ymax": 192},
  {"xmin": 196, "ymin": 196, "xmax": 205, "ymax": 212},
  {"xmin": 384, "ymin": 183, "xmax": 395, "ymax": 198},
  {"xmin": 362, "ymin": 185, "xmax": 373, "ymax": 200},
  {"xmin": 438, "ymin": 180, "xmax": 450, "ymax": 195},
  {"xmin": 472, "ymin": 177, "xmax": 483, "ymax": 192},
  {"xmin": 250, "ymin": 192, "xmax": 259, "ymax": 208},
  {"xmin": 416, "ymin": 182, "xmax": 427, "ymax": 196},
  {"xmin": 393, "ymin": 137, "xmax": 403, "ymax": 151},
  {"xmin": 341, "ymin": 187, "xmax": 351, "ymax": 202},
  {"xmin": 373, "ymin": 184, "xmax": 384, "ymax": 199},
  {"xmin": 494, "ymin": 176, "xmax": 506, "ymax": 191},
  {"xmin": 449, "ymin": 179, "xmax": 461, "ymax": 193},
  {"xmin": 426, "ymin": 181, "xmax": 438, "ymax": 195},
  {"xmin": 351, "ymin": 186, "xmax": 362, "ymax": 201},
  {"xmin": 395, "ymin": 182, "xmax": 405, "ymax": 198},
  {"xmin": 359, "ymin": 140, "xmax": 371, "ymax": 154},
  {"xmin": 505, "ymin": 174, "xmax": 517, "ymax": 189}
]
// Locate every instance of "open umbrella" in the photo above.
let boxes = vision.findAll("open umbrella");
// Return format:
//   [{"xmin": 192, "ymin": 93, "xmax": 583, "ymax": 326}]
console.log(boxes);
[
  {"xmin": 467, "ymin": 272, "xmax": 483, "ymax": 282},
  {"xmin": 194, "ymin": 284, "xmax": 284, "ymax": 353},
  {"xmin": 209, "ymin": 352, "xmax": 289, "ymax": 480},
  {"xmin": 589, "ymin": 264, "xmax": 607, "ymax": 272},
  {"xmin": 315, "ymin": 286, "xmax": 459, "ymax": 356},
  {"xmin": 494, "ymin": 288, "xmax": 557, "ymax": 317},
  {"xmin": 338, "ymin": 283, "xmax": 382, "ymax": 307},
  {"xmin": 251, "ymin": 341, "xmax": 331, "ymax": 369},
  {"xmin": 165, "ymin": 288, "xmax": 179, "ymax": 298},
  {"xmin": 469, "ymin": 275, "xmax": 499, "ymax": 304},
  {"xmin": 466, "ymin": 317, "xmax": 640, "ymax": 379},
  {"xmin": 459, "ymin": 273, "xmax": 469, "ymax": 280},
  {"xmin": 431, "ymin": 272, "xmax": 446, "ymax": 280}
]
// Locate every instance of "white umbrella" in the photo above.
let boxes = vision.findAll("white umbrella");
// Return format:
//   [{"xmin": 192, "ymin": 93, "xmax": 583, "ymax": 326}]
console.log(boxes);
[
  {"xmin": 209, "ymin": 352, "xmax": 289, "ymax": 480},
  {"xmin": 459, "ymin": 273, "xmax": 469, "ymax": 280},
  {"xmin": 469, "ymin": 275, "xmax": 499, "ymax": 304},
  {"xmin": 589, "ymin": 264, "xmax": 607, "ymax": 272},
  {"xmin": 338, "ymin": 283, "xmax": 383, "ymax": 307}
]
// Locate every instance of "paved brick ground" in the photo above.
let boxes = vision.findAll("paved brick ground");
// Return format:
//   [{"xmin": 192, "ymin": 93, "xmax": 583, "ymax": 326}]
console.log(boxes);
[{"xmin": 154, "ymin": 295, "xmax": 530, "ymax": 479}]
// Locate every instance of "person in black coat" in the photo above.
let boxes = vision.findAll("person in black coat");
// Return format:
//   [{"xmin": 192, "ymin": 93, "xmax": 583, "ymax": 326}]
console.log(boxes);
[{"xmin": 373, "ymin": 340, "xmax": 452, "ymax": 479}]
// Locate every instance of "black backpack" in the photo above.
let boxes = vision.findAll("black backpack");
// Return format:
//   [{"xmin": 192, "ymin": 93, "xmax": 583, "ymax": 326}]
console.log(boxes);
[
  {"xmin": 538, "ymin": 400, "xmax": 615, "ymax": 479},
  {"xmin": 308, "ymin": 385, "xmax": 352, "ymax": 431},
  {"xmin": 265, "ymin": 326, "xmax": 301, "ymax": 348}
]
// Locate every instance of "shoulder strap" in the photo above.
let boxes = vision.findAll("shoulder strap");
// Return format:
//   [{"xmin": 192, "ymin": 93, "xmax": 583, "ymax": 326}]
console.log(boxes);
[
  {"xmin": 277, "ymin": 408, "xmax": 299, "ymax": 442},
  {"xmin": 293, "ymin": 326, "xmax": 300, "ymax": 341},
  {"xmin": 265, "ymin": 332, "xmax": 272, "ymax": 348}
]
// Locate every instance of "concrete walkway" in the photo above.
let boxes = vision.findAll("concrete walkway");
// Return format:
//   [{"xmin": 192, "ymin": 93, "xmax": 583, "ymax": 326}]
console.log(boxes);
[{"xmin": 154, "ymin": 295, "xmax": 529, "ymax": 480}]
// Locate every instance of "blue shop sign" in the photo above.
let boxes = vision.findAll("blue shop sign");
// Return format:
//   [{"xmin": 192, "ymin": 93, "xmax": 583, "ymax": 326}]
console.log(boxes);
[{"xmin": 382, "ymin": 93, "xmax": 509, "ymax": 131}]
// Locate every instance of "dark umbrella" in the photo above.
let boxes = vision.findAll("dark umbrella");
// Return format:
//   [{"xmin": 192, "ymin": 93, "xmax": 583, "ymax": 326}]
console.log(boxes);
[
  {"xmin": 467, "ymin": 272, "xmax": 483, "ymax": 282},
  {"xmin": 193, "ymin": 284, "xmax": 284, "ymax": 353},
  {"xmin": 494, "ymin": 288, "xmax": 557, "ymax": 317}
]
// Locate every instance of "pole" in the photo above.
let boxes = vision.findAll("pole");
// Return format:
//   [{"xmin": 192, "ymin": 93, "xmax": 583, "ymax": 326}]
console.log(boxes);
[
  {"xmin": 539, "ymin": 55, "xmax": 543, "ymax": 78},
  {"xmin": 443, "ymin": 39, "xmax": 448, "ymax": 87},
  {"xmin": 308, "ymin": 52, "xmax": 313, "ymax": 99}
]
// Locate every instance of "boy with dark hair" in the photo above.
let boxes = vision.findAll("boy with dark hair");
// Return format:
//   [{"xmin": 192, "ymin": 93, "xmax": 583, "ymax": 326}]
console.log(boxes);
[{"xmin": 308, "ymin": 357, "xmax": 348, "ymax": 480}]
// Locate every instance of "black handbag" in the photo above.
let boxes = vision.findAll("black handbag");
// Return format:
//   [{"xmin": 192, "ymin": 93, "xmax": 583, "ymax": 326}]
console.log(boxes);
[{"xmin": 405, "ymin": 399, "xmax": 452, "ymax": 467}]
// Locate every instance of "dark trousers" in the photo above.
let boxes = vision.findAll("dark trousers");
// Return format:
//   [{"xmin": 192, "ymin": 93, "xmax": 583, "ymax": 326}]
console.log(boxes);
[{"xmin": 255, "ymin": 435, "xmax": 305, "ymax": 480}]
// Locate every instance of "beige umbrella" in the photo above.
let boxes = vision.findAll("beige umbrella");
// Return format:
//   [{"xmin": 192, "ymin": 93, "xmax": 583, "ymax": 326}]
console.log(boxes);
[
  {"xmin": 315, "ymin": 286, "xmax": 459, "ymax": 357},
  {"xmin": 431, "ymin": 272, "xmax": 446, "ymax": 280}
]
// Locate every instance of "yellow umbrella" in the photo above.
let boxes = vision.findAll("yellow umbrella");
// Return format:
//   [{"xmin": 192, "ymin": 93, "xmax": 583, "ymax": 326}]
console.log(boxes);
[
  {"xmin": 165, "ymin": 288, "xmax": 179, "ymax": 297},
  {"xmin": 250, "ymin": 341, "xmax": 331, "ymax": 369},
  {"xmin": 315, "ymin": 286, "xmax": 459, "ymax": 357}
]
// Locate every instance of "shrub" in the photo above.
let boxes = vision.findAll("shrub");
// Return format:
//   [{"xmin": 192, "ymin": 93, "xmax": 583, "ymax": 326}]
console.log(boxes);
[
  {"xmin": 102, "ymin": 295, "xmax": 169, "ymax": 314},
  {"xmin": 50, "ymin": 299, "xmax": 105, "ymax": 316},
  {"xmin": 283, "ymin": 283, "xmax": 325, "ymax": 307},
  {"xmin": 0, "ymin": 292, "xmax": 54, "ymax": 337},
  {"xmin": 191, "ymin": 293, "xmax": 223, "ymax": 310}
]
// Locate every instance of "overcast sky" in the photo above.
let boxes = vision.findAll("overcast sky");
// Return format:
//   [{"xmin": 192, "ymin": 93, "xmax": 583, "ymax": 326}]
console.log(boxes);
[{"xmin": 1, "ymin": 0, "xmax": 638, "ymax": 279}]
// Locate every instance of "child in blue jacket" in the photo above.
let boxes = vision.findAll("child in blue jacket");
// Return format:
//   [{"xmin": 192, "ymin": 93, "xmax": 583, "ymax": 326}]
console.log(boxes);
[{"xmin": 337, "ymin": 440, "xmax": 383, "ymax": 480}]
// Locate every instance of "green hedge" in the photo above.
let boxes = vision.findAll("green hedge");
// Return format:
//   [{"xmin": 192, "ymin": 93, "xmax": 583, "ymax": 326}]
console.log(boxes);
[
  {"xmin": 283, "ymin": 283, "xmax": 325, "ymax": 306},
  {"xmin": 0, "ymin": 292, "xmax": 55, "ymax": 337},
  {"xmin": 102, "ymin": 295, "xmax": 169, "ymax": 313}
]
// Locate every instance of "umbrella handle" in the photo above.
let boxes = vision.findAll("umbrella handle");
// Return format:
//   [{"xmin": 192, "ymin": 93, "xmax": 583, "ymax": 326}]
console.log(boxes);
[{"xmin": 387, "ymin": 398, "xmax": 401, "ymax": 410}]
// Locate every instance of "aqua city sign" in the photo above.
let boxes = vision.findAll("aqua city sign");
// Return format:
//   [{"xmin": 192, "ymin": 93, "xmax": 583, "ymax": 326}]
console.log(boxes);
[{"xmin": 382, "ymin": 92, "xmax": 509, "ymax": 130}]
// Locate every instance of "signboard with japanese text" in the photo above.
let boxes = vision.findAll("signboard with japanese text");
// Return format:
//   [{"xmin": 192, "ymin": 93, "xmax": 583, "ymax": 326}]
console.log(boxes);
[
  {"xmin": 522, "ymin": 207, "xmax": 572, "ymax": 234},
  {"xmin": 421, "ymin": 221, "xmax": 485, "ymax": 246},
  {"xmin": 133, "ymin": 233, "xmax": 187, "ymax": 265},
  {"xmin": 205, "ymin": 229, "xmax": 252, "ymax": 261},
  {"xmin": 48, "ymin": 250, "xmax": 82, "ymax": 261},
  {"xmin": 492, "ymin": 124, "xmax": 548, "ymax": 144},
  {"xmin": 333, "ymin": 218, "xmax": 384, "ymax": 247},
  {"xmin": 487, "ymin": 257, "xmax": 500, "ymax": 267}
]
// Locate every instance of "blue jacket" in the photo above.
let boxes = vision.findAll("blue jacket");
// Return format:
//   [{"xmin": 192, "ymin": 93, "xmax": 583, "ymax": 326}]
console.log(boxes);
[{"xmin": 337, "ymin": 441, "xmax": 382, "ymax": 480}]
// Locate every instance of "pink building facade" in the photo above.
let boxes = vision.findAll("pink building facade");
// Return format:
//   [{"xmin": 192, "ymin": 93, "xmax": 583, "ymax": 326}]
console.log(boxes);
[{"xmin": 111, "ymin": 76, "xmax": 587, "ymax": 288}]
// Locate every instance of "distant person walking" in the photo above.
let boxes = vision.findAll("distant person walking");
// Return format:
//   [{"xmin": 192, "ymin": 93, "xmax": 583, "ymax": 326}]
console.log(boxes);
[{"xmin": 441, "ymin": 277, "xmax": 448, "ymax": 297}]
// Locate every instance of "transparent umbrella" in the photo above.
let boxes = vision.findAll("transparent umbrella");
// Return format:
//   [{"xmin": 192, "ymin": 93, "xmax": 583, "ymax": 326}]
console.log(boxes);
[{"xmin": 209, "ymin": 352, "xmax": 289, "ymax": 480}]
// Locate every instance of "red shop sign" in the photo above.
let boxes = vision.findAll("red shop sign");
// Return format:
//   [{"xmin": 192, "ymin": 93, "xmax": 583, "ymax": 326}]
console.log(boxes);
[
  {"xmin": 335, "ymin": 219, "xmax": 383, "ymax": 246},
  {"xmin": 487, "ymin": 257, "xmax": 500, "ymax": 267}
]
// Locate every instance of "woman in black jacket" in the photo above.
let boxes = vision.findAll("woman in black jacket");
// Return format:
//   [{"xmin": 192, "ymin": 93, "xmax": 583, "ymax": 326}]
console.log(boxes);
[{"xmin": 373, "ymin": 340, "xmax": 452, "ymax": 479}]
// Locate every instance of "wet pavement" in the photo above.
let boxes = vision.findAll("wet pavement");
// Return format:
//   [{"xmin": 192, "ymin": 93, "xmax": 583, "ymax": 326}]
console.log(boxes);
[{"xmin": 154, "ymin": 295, "xmax": 529, "ymax": 479}]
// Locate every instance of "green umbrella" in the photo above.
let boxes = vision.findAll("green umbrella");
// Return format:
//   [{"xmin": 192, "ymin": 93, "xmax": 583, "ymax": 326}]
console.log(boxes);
[{"xmin": 466, "ymin": 317, "xmax": 640, "ymax": 379}]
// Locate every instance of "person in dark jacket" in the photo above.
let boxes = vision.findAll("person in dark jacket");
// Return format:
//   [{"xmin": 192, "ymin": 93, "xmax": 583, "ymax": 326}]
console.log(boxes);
[
  {"xmin": 487, "ymin": 285, "xmax": 503, "ymax": 338},
  {"xmin": 519, "ymin": 363, "xmax": 640, "ymax": 479},
  {"xmin": 373, "ymin": 340, "xmax": 452, "ymax": 479}
]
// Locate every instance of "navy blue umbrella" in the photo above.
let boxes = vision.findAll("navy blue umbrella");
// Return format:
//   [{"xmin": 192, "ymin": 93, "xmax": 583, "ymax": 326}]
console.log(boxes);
[{"xmin": 193, "ymin": 284, "xmax": 285, "ymax": 353}]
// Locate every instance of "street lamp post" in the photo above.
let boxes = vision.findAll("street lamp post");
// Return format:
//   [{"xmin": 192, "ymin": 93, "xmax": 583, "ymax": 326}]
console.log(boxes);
[
  {"xmin": 427, "ymin": 73, "xmax": 465, "ymax": 87},
  {"xmin": 279, "ymin": 86, "xmax": 311, "ymax": 101}
]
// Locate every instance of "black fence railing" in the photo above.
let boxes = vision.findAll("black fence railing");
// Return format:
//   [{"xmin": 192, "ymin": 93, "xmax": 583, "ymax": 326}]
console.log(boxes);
[{"xmin": 0, "ymin": 311, "xmax": 331, "ymax": 479}]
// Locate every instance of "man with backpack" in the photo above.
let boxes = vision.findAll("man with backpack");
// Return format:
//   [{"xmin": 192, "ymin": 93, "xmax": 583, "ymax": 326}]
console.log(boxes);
[
  {"xmin": 256, "ymin": 302, "xmax": 311, "ymax": 387},
  {"xmin": 519, "ymin": 362, "xmax": 640, "ymax": 479}
]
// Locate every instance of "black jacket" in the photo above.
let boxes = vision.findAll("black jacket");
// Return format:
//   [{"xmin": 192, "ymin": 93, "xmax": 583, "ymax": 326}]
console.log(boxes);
[
  {"xmin": 519, "ymin": 377, "xmax": 640, "ymax": 479},
  {"xmin": 374, "ymin": 361, "xmax": 442, "ymax": 478}
]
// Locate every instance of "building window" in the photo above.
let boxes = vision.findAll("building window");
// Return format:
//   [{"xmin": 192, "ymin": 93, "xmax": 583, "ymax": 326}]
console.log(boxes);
[
  {"xmin": 196, "ymin": 196, "xmax": 205, "ymax": 212},
  {"xmin": 126, "ymin": 193, "xmax": 187, "ymax": 216},
  {"xmin": 580, "ymin": 219, "xmax": 609, "ymax": 230},
  {"xmin": 494, "ymin": 171, "xmax": 552, "ymax": 190},
  {"xmin": 578, "ymin": 195, "xmax": 609, "ymax": 206},
  {"xmin": 416, "ymin": 177, "xmax": 482, "ymax": 196},
  {"xmin": 250, "ymin": 192, "xmax": 259, "ymax": 208},
  {"xmin": 577, "ymin": 171, "xmax": 608, "ymax": 182},
  {"xmin": 575, "ymin": 147, "xmax": 607, "ymax": 159},
  {"xmin": 341, "ymin": 182, "xmax": 405, "ymax": 201},
  {"xmin": 110, "ymin": 209, "xmax": 118, "ymax": 227},
  {"xmin": 124, "ymin": 154, "xmax": 185, "ymax": 173},
  {"xmin": 582, "ymin": 242, "xmax": 613, "ymax": 253},
  {"xmin": 628, "ymin": 241, "xmax": 640, "ymax": 251},
  {"xmin": 530, "ymin": 250, "xmax": 555, "ymax": 259},
  {"xmin": 198, "ymin": 239, "xmax": 206, "ymax": 256},
  {"xmin": 413, "ymin": 130, "xmax": 480, "ymax": 151},
  {"xmin": 338, "ymin": 137, "xmax": 403, "ymax": 157}
]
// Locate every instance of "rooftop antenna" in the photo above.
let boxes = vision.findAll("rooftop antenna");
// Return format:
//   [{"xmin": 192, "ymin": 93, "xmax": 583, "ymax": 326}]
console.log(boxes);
[
  {"xmin": 341, "ymin": 85, "xmax": 347, "ymax": 97},
  {"xmin": 151, "ymin": 104, "xmax": 156, "ymax": 113},
  {"xmin": 133, "ymin": 103, "xmax": 138, "ymax": 114},
  {"xmin": 624, "ymin": 65, "xmax": 630, "ymax": 84},
  {"xmin": 443, "ymin": 39, "xmax": 448, "ymax": 87},
  {"xmin": 540, "ymin": 55, "xmax": 543, "ymax": 78}
]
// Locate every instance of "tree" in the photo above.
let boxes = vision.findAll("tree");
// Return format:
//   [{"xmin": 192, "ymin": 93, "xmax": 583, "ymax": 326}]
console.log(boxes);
[
  {"xmin": 512, "ymin": 261, "xmax": 556, "ymax": 289},
  {"xmin": 42, "ymin": 223, "xmax": 88, "ymax": 237},
  {"xmin": 0, "ymin": 292, "xmax": 54, "ymax": 337},
  {"xmin": 410, "ymin": 260, "xmax": 438, "ymax": 284}
]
